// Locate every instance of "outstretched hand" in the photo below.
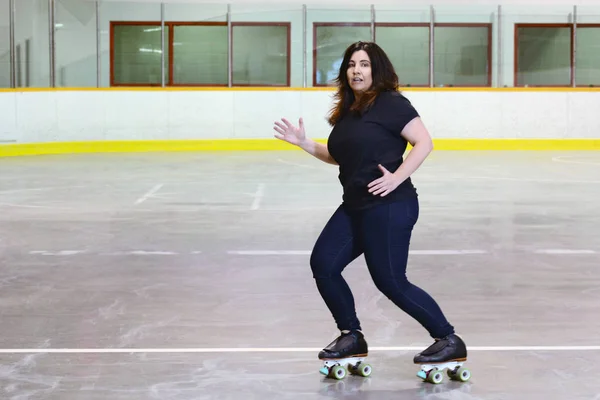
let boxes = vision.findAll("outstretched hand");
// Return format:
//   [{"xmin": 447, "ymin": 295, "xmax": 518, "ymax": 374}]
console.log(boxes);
[
  {"xmin": 273, "ymin": 117, "xmax": 306, "ymax": 147},
  {"xmin": 367, "ymin": 164, "xmax": 403, "ymax": 197}
]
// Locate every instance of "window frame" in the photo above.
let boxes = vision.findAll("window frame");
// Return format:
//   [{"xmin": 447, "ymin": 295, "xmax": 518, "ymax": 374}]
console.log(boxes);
[
  {"xmin": 433, "ymin": 23, "xmax": 492, "ymax": 88},
  {"xmin": 169, "ymin": 21, "xmax": 228, "ymax": 88},
  {"xmin": 109, "ymin": 21, "xmax": 291, "ymax": 87},
  {"xmin": 312, "ymin": 22, "xmax": 492, "ymax": 88},
  {"xmin": 514, "ymin": 23, "xmax": 574, "ymax": 87},
  {"xmin": 110, "ymin": 21, "xmax": 168, "ymax": 87},
  {"xmin": 514, "ymin": 23, "xmax": 600, "ymax": 87},
  {"xmin": 231, "ymin": 22, "xmax": 291, "ymax": 87}
]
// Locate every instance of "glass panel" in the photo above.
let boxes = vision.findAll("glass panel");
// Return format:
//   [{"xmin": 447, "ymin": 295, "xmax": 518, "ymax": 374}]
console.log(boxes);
[
  {"xmin": 172, "ymin": 24, "xmax": 228, "ymax": 85},
  {"xmin": 55, "ymin": 0, "xmax": 98, "ymax": 87},
  {"xmin": 516, "ymin": 25, "xmax": 571, "ymax": 86},
  {"xmin": 375, "ymin": 25, "xmax": 429, "ymax": 86},
  {"xmin": 232, "ymin": 24, "xmax": 289, "ymax": 86},
  {"xmin": 575, "ymin": 26, "xmax": 600, "ymax": 87},
  {"xmin": 314, "ymin": 24, "xmax": 371, "ymax": 86},
  {"xmin": 434, "ymin": 25, "xmax": 490, "ymax": 87},
  {"xmin": 230, "ymin": 4, "xmax": 303, "ymax": 86},
  {"xmin": 0, "ymin": 0, "xmax": 9, "ymax": 87},
  {"xmin": 14, "ymin": 0, "xmax": 50, "ymax": 87},
  {"xmin": 112, "ymin": 24, "xmax": 169, "ymax": 86}
]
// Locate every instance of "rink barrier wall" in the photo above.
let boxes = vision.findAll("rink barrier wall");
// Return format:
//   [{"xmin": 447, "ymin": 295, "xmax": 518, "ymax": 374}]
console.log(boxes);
[{"xmin": 1, "ymin": 87, "xmax": 600, "ymax": 157}]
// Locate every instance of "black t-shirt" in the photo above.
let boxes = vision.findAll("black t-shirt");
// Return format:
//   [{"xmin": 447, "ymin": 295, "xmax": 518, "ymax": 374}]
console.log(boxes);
[{"xmin": 327, "ymin": 90, "xmax": 420, "ymax": 210}]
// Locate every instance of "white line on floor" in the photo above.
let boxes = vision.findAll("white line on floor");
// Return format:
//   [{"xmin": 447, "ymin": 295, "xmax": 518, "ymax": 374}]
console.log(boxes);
[
  {"xmin": 250, "ymin": 183, "xmax": 265, "ymax": 210},
  {"xmin": 24, "ymin": 249, "xmax": 598, "ymax": 256},
  {"xmin": 227, "ymin": 250, "xmax": 488, "ymax": 256},
  {"xmin": 1, "ymin": 346, "xmax": 600, "ymax": 354},
  {"xmin": 535, "ymin": 249, "xmax": 596, "ymax": 254},
  {"xmin": 410, "ymin": 250, "xmax": 487, "ymax": 255},
  {"xmin": 551, "ymin": 156, "xmax": 600, "ymax": 166},
  {"xmin": 30, "ymin": 250, "xmax": 86, "ymax": 256},
  {"xmin": 135, "ymin": 184, "xmax": 164, "ymax": 205},
  {"xmin": 228, "ymin": 250, "xmax": 311, "ymax": 255}
]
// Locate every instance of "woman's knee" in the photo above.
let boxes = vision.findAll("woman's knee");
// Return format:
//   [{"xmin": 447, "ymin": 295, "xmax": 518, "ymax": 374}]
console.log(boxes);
[
  {"xmin": 310, "ymin": 238, "xmax": 358, "ymax": 279},
  {"xmin": 371, "ymin": 272, "xmax": 411, "ymax": 296},
  {"xmin": 309, "ymin": 249, "xmax": 328, "ymax": 278}
]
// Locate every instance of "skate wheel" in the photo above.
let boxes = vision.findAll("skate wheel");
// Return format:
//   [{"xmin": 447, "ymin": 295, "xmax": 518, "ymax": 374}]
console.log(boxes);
[
  {"xmin": 427, "ymin": 369, "xmax": 444, "ymax": 384},
  {"xmin": 455, "ymin": 367, "xmax": 471, "ymax": 382},
  {"xmin": 356, "ymin": 363, "xmax": 372, "ymax": 377},
  {"xmin": 331, "ymin": 365, "xmax": 346, "ymax": 380}
]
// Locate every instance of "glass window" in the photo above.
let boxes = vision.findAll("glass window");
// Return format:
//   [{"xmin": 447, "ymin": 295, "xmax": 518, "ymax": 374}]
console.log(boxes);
[
  {"xmin": 515, "ymin": 24, "xmax": 571, "ymax": 86},
  {"xmin": 0, "ymin": 0, "xmax": 9, "ymax": 88},
  {"xmin": 232, "ymin": 23, "xmax": 290, "ymax": 86},
  {"xmin": 313, "ymin": 23, "xmax": 371, "ymax": 86},
  {"xmin": 375, "ymin": 24, "xmax": 429, "ymax": 87},
  {"xmin": 172, "ymin": 23, "xmax": 228, "ymax": 86},
  {"xmin": 434, "ymin": 24, "xmax": 491, "ymax": 87},
  {"xmin": 575, "ymin": 25, "xmax": 600, "ymax": 87},
  {"xmin": 111, "ymin": 23, "xmax": 169, "ymax": 86},
  {"xmin": 55, "ymin": 0, "xmax": 98, "ymax": 87}
]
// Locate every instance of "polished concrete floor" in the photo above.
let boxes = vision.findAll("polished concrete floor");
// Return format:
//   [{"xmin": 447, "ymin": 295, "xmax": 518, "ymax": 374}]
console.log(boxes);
[{"xmin": 0, "ymin": 150, "xmax": 599, "ymax": 399}]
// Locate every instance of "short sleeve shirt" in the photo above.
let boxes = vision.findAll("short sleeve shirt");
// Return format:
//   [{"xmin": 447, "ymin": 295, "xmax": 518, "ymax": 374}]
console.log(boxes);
[{"xmin": 327, "ymin": 90, "xmax": 420, "ymax": 210}]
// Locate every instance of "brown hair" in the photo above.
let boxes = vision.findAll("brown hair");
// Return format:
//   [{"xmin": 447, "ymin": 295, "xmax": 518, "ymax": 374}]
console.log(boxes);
[{"xmin": 326, "ymin": 41, "xmax": 400, "ymax": 126}]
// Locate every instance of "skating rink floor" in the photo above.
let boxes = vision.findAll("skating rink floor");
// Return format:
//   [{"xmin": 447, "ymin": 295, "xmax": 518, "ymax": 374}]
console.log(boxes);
[{"xmin": 0, "ymin": 150, "xmax": 599, "ymax": 400}]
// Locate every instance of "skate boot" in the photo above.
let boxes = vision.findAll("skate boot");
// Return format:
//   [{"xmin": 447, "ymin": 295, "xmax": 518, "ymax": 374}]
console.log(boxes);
[
  {"xmin": 319, "ymin": 330, "xmax": 368, "ymax": 360},
  {"xmin": 318, "ymin": 330, "xmax": 372, "ymax": 380},
  {"xmin": 413, "ymin": 334, "xmax": 471, "ymax": 384},
  {"xmin": 414, "ymin": 333, "xmax": 467, "ymax": 364}
]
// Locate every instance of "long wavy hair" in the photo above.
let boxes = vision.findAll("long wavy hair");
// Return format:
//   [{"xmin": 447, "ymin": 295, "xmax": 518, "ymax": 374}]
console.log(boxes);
[{"xmin": 326, "ymin": 41, "xmax": 400, "ymax": 126}]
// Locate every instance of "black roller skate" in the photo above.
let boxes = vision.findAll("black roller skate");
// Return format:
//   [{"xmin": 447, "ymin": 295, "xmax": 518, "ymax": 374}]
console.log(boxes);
[
  {"xmin": 413, "ymin": 333, "xmax": 471, "ymax": 384},
  {"xmin": 318, "ymin": 330, "xmax": 372, "ymax": 380}
]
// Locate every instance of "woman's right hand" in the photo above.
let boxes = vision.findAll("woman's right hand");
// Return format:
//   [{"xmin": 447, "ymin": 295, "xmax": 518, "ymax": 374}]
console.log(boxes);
[{"xmin": 273, "ymin": 117, "xmax": 307, "ymax": 147}]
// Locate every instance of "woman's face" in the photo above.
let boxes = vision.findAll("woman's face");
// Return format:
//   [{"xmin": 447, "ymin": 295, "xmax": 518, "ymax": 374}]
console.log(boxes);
[{"xmin": 347, "ymin": 50, "xmax": 372, "ymax": 94}]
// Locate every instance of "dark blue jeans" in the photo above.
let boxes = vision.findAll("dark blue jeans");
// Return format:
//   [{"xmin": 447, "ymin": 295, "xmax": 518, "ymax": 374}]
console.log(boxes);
[{"xmin": 310, "ymin": 195, "xmax": 455, "ymax": 339}]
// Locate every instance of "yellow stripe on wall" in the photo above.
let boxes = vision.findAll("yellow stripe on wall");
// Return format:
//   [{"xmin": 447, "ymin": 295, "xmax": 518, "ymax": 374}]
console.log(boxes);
[{"xmin": 1, "ymin": 139, "xmax": 599, "ymax": 158}]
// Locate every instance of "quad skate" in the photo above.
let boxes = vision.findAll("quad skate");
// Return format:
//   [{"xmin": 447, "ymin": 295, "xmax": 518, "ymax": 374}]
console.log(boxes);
[
  {"xmin": 414, "ymin": 333, "xmax": 471, "ymax": 384},
  {"xmin": 416, "ymin": 360, "xmax": 471, "ymax": 384},
  {"xmin": 318, "ymin": 330, "xmax": 372, "ymax": 380}
]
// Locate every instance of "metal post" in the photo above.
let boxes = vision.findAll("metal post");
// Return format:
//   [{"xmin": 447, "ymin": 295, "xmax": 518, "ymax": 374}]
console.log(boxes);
[
  {"xmin": 302, "ymin": 4, "xmax": 307, "ymax": 88},
  {"xmin": 573, "ymin": 5, "xmax": 577, "ymax": 87},
  {"xmin": 227, "ymin": 4, "xmax": 232, "ymax": 87},
  {"xmin": 429, "ymin": 5, "xmax": 434, "ymax": 87},
  {"xmin": 370, "ymin": 5, "xmax": 375, "ymax": 42},
  {"xmin": 161, "ymin": 3, "xmax": 165, "ymax": 87},
  {"xmin": 48, "ymin": 0, "xmax": 55, "ymax": 87},
  {"xmin": 497, "ymin": 5, "xmax": 502, "ymax": 87},
  {"xmin": 9, "ymin": 0, "xmax": 16, "ymax": 88},
  {"xmin": 96, "ymin": 1, "xmax": 100, "ymax": 87}
]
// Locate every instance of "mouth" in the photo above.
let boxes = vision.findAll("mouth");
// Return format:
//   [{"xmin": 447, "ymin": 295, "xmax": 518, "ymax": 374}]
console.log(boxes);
[{"xmin": 352, "ymin": 78, "xmax": 363, "ymax": 83}]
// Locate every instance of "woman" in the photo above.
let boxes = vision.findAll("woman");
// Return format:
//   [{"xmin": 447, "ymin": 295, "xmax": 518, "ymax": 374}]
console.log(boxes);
[{"xmin": 273, "ymin": 41, "xmax": 467, "ymax": 366}]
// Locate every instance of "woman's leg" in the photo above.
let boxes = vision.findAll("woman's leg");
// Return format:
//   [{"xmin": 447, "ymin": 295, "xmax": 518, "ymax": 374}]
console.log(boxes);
[
  {"xmin": 310, "ymin": 204, "xmax": 364, "ymax": 332},
  {"xmin": 359, "ymin": 196, "xmax": 455, "ymax": 340}
]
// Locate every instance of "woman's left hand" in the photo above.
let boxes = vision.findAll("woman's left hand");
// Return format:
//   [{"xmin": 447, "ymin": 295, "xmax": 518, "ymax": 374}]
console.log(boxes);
[{"xmin": 367, "ymin": 164, "xmax": 403, "ymax": 197}]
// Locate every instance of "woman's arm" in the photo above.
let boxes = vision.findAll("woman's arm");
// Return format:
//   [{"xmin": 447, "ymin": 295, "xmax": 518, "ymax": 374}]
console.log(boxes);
[
  {"xmin": 299, "ymin": 138, "xmax": 338, "ymax": 165},
  {"xmin": 273, "ymin": 117, "xmax": 338, "ymax": 165},
  {"xmin": 367, "ymin": 116, "xmax": 434, "ymax": 197},
  {"xmin": 391, "ymin": 117, "xmax": 433, "ymax": 182}
]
